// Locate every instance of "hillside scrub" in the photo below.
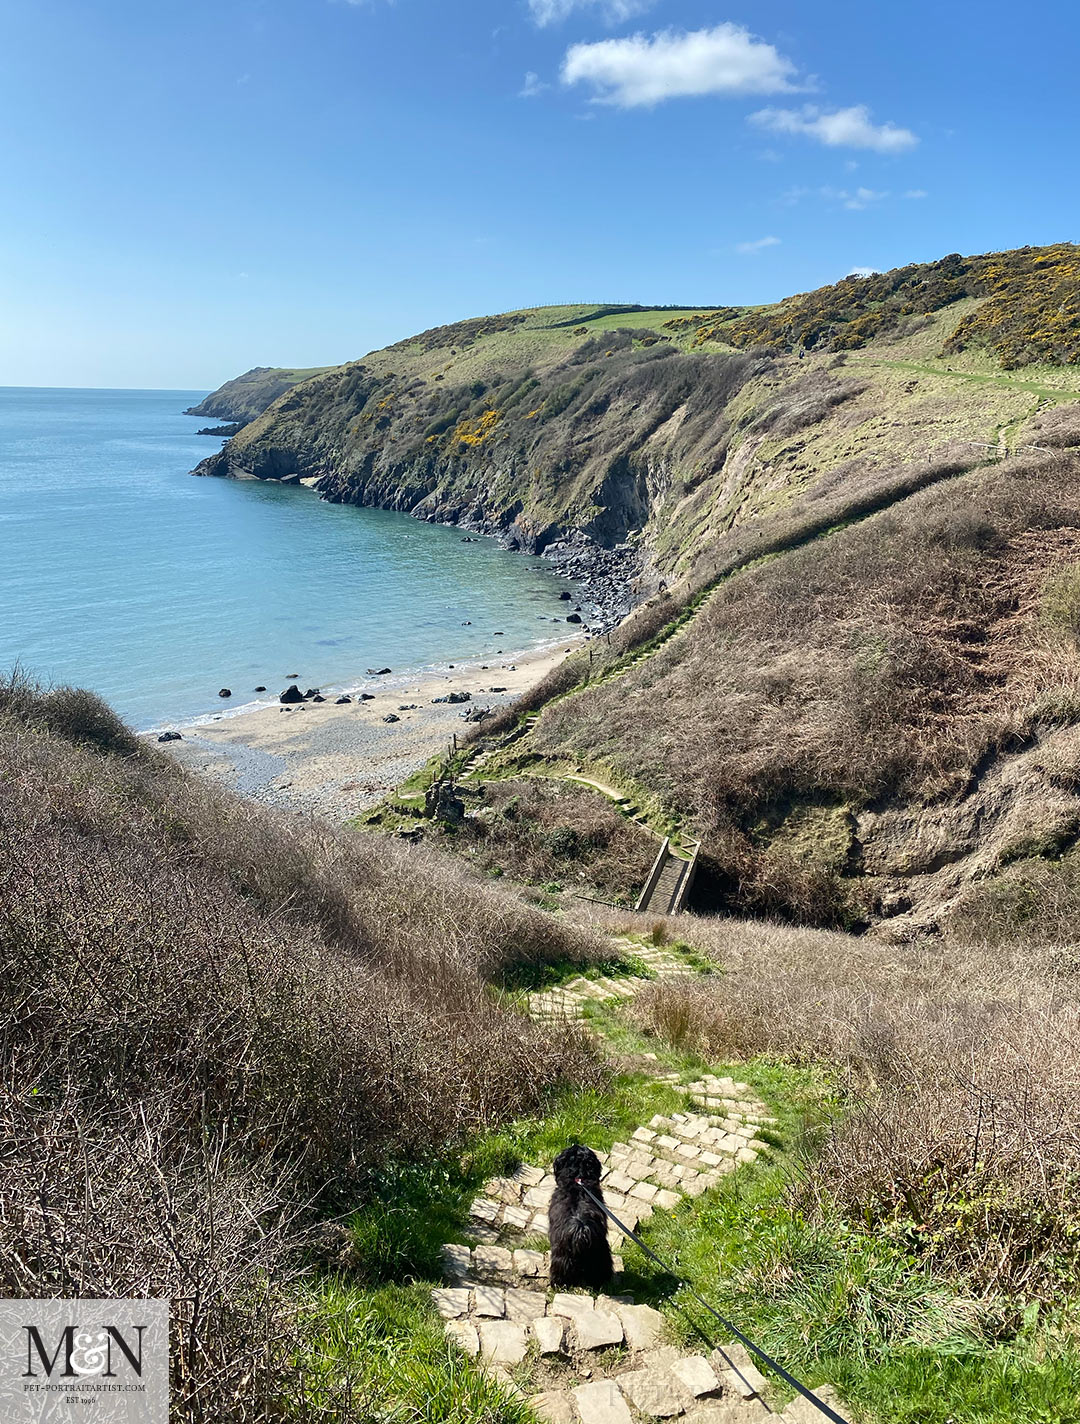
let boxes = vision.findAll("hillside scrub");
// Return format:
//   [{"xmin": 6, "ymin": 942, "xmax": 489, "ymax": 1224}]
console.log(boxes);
[
  {"xmin": 527, "ymin": 449, "xmax": 1080, "ymax": 920},
  {"xmin": 449, "ymin": 775, "xmax": 658, "ymax": 904},
  {"xmin": 0, "ymin": 681, "xmax": 605, "ymax": 1422},
  {"xmin": 609, "ymin": 908, "xmax": 1080, "ymax": 1302},
  {"xmin": 473, "ymin": 446, "xmax": 981, "ymax": 747},
  {"xmin": 669, "ymin": 243, "xmax": 1080, "ymax": 368}
]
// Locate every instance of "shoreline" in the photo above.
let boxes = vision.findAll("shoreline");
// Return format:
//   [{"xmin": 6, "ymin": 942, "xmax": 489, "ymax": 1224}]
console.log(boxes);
[{"xmin": 153, "ymin": 636, "xmax": 584, "ymax": 822}]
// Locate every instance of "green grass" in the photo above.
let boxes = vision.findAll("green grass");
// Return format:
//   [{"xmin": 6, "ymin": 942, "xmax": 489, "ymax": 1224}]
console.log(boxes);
[
  {"xmin": 629, "ymin": 1161, "xmax": 1080, "ymax": 1423},
  {"xmin": 298, "ymin": 1278, "xmax": 534, "ymax": 1423},
  {"xmin": 850, "ymin": 356, "xmax": 1080, "ymax": 404},
  {"xmin": 496, "ymin": 948, "xmax": 653, "ymax": 993}
]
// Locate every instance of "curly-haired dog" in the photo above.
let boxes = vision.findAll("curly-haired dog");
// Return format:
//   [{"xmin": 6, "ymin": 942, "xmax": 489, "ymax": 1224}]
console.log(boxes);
[{"xmin": 548, "ymin": 1144, "xmax": 614, "ymax": 1290}]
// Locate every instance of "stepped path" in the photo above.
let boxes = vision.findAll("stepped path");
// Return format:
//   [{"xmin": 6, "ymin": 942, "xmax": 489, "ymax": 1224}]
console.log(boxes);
[
  {"xmin": 434, "ymin": 1071, "xmax": 841, "ymax": 1423},
  {"xmin": 527, "ymin": 938, "xmax": 693, "ymax": 1021},
  {"xmin": 637, "ymin": 842, "xmax": 698, "ymax": 917}
]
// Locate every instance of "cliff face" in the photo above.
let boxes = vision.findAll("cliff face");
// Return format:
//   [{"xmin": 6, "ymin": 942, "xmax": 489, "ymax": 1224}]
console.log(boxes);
[
  {"xmin": 195, "ymin": 248, "xmax": 1080, "ymax": 591},
  {"xmin": 195, "ymin": 329, "xmax": 769, "ymax": 565},
  {"xmin": 184, "ymin": 365, "xmax": 333, "ymax": 425}
]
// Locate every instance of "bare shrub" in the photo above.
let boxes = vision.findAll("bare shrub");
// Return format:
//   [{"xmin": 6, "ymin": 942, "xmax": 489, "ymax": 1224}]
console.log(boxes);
[
  {"xmin": 1040, "ymin": 562, "xmax": 1080, "ymax": 645},
  {"xmin": 453, "ymin": 777, "xmax": 657, "ymax": 903},
  {"xmin": 0, "ymin": 685, "xmax": 607, "ymax": 1420},
  {"xmin": 608, "ymin": 906, "xmax": 1080, "ymax": 1297}
]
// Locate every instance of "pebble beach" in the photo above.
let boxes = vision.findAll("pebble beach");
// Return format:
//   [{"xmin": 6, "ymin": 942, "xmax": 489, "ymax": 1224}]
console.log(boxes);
[{"xmin": 155, "ymin": 638, "xmax": 583, "ymax": 822}]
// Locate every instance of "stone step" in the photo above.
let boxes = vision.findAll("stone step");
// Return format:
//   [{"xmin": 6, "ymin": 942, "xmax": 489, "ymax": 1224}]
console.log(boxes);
[
  {"xmin": 462, "ymin": 1089, "xmax": 771, "ymax": 1248},
  {"xmin": 440, "ymin": 1284, "xmax": 806, "ymax": 1424}
]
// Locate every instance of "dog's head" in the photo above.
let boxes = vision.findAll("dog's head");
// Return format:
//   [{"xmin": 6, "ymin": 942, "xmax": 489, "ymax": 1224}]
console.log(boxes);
[{"xmin": 553, "ymin": 1144, "xmax": 603, "ymax": 1188}]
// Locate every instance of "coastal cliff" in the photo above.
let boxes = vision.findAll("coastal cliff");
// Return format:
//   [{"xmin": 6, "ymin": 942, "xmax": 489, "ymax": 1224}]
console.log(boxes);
[
  {"xmin": 185, "ymin": 364, "xmax": 333, "ymax": 425},
  {"xmin": 194, "ymin": 245, "xmax": 1080, "ymax": 589},
  {"xmin": 195, "ymin": 246, "xmax": 1080, "ymax": 933}
]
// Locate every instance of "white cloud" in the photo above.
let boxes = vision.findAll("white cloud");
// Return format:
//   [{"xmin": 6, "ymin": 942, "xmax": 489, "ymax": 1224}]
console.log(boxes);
[
  {"xmin": 736, "ymin": 235, "xmax": 781, "ymax": 254},
  {"xmin": 904, "ymin": 188, "xmax": 929, "ymax": 199},
  {"xmin": 750, "ymin": 104, "xmax": 918, "ymax": 152},
  {"xmin": 818, "ymin": 184, "xmax": 889, "ymax": 210},
  {"xmin": 848, "ymin": 267, "xmax": 878, "ymax": 277},
  {"xmin": 783, "ymin": 185, "xmax": 889, "ymax": 211},
  {"xmin": 530, "ymin": 0, "xmax": 654, "ymax": 25},
  {"xmin": 520, "ymin": 71, "xmax": 549, "ymax": 97},
  {"xmin": 561, "ymin": 24, "xmax": 800, "ymax": 108}
]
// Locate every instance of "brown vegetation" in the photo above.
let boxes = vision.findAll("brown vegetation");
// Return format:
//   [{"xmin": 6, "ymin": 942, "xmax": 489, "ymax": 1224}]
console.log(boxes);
[
  {"xmin": 0, "ymin": 680, "xmax": 605, "ymax": 1422},
  {"xmin": 451, "ymin": 776, "xmax": 657, "ymax": 903},
  {"xmin": 600, "ymin": 906, "xmax": 1080, "ymax": 1300},
  {"xmin": 528, "ymin": 449, "xmax": 1080, "ymax": 923}
]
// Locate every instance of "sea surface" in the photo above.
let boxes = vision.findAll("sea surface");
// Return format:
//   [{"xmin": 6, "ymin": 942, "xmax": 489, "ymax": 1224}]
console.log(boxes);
[{"xmin": 0, "ymin": 386, "xmax": 579, "ymax": 728}]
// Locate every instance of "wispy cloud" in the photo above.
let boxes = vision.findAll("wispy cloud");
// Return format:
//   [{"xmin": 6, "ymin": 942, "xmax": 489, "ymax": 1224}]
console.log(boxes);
[
  {"xmin": 782, "ymin": 184, "xmax": 890, "ymax": 211},
  {"xmin": 736, "ymin": 235, "xmax": 782, "ymax": 255},
  {"xmin": 519, "ymin": 71, "xmax": 549, "ymax": 98},
  {"xmin": 561, "ymin": 24, "xmax": 800, "ymax": 108},
  {"xmin": 530, "ymin": 0, "xmax": 655, "ymax": 25},
  {"xmin": 819, "ymin": 184, "xmax": 889, "ymax": 210},
  {"xmin": 751, "ymin": 104, "xmax": 918, "ymax": 152},
  {"xmin": 904, "ymin": 188, "xmax": 929, "ymax": 199}
]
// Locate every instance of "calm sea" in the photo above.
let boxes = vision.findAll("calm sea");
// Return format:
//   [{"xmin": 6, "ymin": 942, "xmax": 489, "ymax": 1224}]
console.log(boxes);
[{"xmin": 0, "ymin": 386, "xmax": 579, "ymax": 728}]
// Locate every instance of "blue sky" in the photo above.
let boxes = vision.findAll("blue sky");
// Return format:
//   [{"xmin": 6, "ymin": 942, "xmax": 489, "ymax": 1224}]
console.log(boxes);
[{"xmin": 1, "ymin": 0, "xmax": 1077, "ymax": 388}]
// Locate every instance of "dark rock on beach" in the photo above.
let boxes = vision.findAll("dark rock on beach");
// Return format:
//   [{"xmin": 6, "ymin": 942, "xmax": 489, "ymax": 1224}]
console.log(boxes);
[
  {"xmin": 218, "ymin": 688, "xmax": 232, "ymax": 698},
  {"xmin": 433, "ymin": 691, "xmax": 471, "ymax": 704},
  {"xmin": 157, "ymin": 731, "xmax": 182, "ymax": 742},
  {"xmin": 336, "ymin": 695, "xmax": 351, "ymax": 704},
  {"xmin": 368, "ymin": 667, "xmax": 392, "ymax": 676},
  {"xmin": 383, "ymin": 713, "xmax": 400, "ymax": 723},
  {"xmin": 566, "ymin": 612, "xmax": 582, "ymax": 624},
  {"xmin": 254, "ymin": 686, "xmax": 267, "ymax": 692},
  {"xmin": 279, "ymin": 684, "xmax": 305, "ymax": 704}
]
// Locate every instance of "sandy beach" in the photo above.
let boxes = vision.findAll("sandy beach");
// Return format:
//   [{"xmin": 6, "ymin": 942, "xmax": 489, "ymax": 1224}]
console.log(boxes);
[{"xmin": 153, "ymin": 638, "xmax": 583, "ymax": 821}]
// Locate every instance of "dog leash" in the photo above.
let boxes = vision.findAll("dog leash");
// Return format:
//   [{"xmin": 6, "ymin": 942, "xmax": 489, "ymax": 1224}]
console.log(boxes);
[{"xmin": 575, "ymin": 1178, "xmax": 852, "ymax": 1424}]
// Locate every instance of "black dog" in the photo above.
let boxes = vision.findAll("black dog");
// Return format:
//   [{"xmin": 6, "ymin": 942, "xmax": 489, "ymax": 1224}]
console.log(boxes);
[{"xmin": 548, "ymin": 1144, "xmax": 614, "ymax": 1290}]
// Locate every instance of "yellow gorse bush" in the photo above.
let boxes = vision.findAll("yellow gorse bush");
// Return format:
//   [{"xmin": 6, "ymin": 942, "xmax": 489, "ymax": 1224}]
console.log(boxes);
[
  {"xmin": 665, "ymin": 244, "xmax": 1080, "ymax": 369},
  {"xmin": 452, "ymin": 408, "xmax": 501, "ymax": 446}
]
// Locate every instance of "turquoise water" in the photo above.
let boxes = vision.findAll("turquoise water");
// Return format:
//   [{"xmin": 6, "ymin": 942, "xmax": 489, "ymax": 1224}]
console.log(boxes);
[{"xmin": 0, "ymin": 387, "xmax": 579, "ymax": 728}]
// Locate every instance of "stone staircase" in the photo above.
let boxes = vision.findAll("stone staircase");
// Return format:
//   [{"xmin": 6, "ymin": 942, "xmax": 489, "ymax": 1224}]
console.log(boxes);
[
  {"xmin": 527, "ymin": 941, "xmax": 694, "ymax": 1022},
  {"xmin": 432, "ymin": 1076, "xmax": 842, "ymax": 1422}
]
